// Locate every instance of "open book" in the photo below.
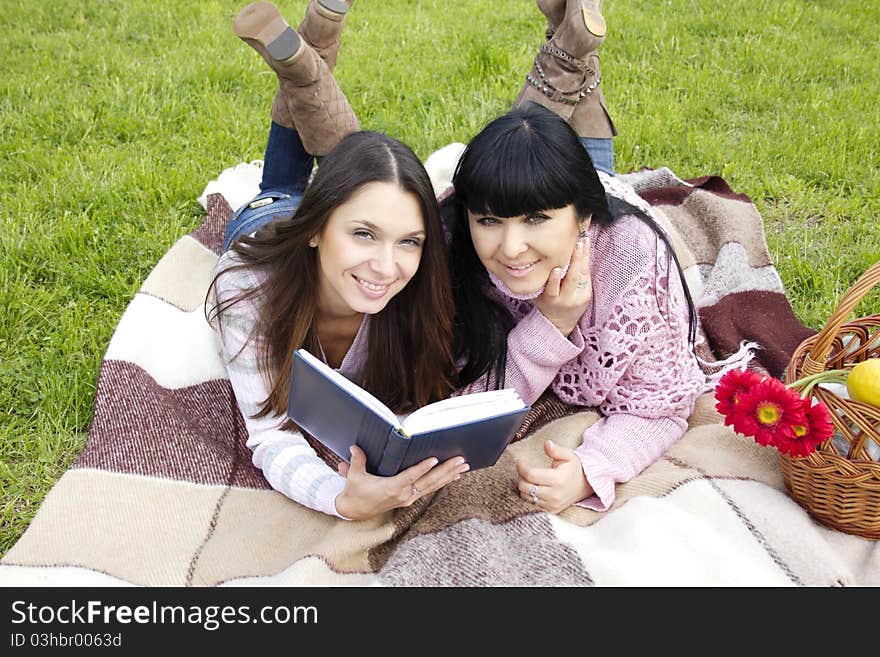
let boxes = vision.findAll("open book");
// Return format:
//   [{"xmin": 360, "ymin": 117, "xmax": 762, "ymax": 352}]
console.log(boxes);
[{"xmin": 287, "ymin": 349, "xmax": 530, "ymax": 476}]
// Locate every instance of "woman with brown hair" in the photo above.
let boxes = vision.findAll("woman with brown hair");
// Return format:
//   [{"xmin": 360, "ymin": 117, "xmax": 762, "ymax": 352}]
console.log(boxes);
[{"xmin": 208, "ymin": 1, "xmax": 468, "ymax": 520}]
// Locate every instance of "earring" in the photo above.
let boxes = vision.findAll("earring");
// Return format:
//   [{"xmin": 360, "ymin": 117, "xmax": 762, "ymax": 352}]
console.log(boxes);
[
  {"xmin": 578, "ymin": 215, "xmax": 592, "ymax": 239},
  {"xmin": 309, "ymin": 239, "xmax": 318, "ymax": 248}
]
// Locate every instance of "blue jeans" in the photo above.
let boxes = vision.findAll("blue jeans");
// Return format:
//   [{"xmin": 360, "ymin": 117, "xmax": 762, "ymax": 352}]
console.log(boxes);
[
  {"xmin": 581, "ymin": 137, "xmax": 614, "ymax": 176},
  {"xmin": 223, "ymin": 122, "xmax": 314, "ymax": 251}
]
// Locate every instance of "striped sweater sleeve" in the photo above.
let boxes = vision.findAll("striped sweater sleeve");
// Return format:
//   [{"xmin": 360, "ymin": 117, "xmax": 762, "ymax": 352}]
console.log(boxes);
[{"xmin": 211, "ymin": 255, "xmax": 349, "ymax": 519}]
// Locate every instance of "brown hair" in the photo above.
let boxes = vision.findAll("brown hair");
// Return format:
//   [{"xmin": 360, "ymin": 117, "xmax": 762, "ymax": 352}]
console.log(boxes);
[{"xmin": 208, "ymin": 131, "xmax": 456, "ymax": 416}]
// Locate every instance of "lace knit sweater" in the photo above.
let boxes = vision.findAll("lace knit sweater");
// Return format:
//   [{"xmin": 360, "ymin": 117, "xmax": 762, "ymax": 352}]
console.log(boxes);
[
  {"xmin": 212, "ymin": 174, "xmax": 707, "ymax": 517},
  {"xmin": 464, "ymin": 173, "xmax": 707, "ymax": 510}
]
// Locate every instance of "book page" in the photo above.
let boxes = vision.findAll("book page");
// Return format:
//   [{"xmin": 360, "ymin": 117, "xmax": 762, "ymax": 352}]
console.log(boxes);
[
  {"xmin": 401, "ymin": 389, "xmax": 526, "ymax": 435},
  {"xmin": 295, "ymin": 349, "xmax": 400, "ymax": 428}
]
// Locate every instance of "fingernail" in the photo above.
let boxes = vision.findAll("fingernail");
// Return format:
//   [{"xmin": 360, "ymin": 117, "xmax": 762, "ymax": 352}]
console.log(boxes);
[
  {"xmin": 453, "ymin": 457, "xmax": 465, "ymax": 466},
  {"xmin": 430, "ymin": 458, "xmax": 439, "ymax": 467},
  {"xmin": 459, "ymin": 463, "xmax": 470, "ymax": 473},
  {"xmin": 455, "ymin": 474, "xmax": 462, "ymax": 481}
]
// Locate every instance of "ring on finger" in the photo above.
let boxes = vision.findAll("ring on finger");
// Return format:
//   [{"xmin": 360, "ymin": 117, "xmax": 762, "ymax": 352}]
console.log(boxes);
[
  {"xmin": 528, "ymin": 483, "xmax": 538, "ymax": 504},
  {"xmin": 411, "ymin": 485, "xmax": 420, "ymax": 497},
  {"xmin": 576, "ymin": 279, "xmax": 589, "ymax": 289}
]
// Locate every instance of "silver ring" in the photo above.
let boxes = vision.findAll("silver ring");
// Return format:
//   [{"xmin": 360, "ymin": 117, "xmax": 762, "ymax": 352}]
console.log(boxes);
[
  {"xmin": 529, "ymin": 492, "xmax": 538, "ymax": 504},
  {"xmin": 411, "ymin": 486, "xmax": 420, "ymax": 497},
  {"xmin": 576, "ymin": 279, "xmax": 589, "ymax": 289}
]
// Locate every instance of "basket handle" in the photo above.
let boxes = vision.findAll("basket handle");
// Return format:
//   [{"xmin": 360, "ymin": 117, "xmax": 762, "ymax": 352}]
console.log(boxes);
[{"xmin": 800, "ymin": 260, "xmax": 880, "ymax": 375}]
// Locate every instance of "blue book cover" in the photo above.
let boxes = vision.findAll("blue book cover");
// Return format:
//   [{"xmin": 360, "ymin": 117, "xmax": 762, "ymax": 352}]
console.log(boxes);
[{"xmin": 287, "ymin": 349, "xmax": 530, "ymax": 476}]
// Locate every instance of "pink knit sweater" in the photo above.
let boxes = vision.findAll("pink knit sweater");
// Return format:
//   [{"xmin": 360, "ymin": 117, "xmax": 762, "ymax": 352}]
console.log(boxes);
[
  {"xmin": 213, "ymin": 175, "xmax": 707, "ymax": 517},
  {"xmin": 462, "ymin": 174, "xmax": 707, "ymax": 510}
]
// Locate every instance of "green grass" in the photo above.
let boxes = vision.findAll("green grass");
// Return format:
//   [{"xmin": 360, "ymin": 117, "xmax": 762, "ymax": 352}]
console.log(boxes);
[{"xmin": 1, "ymin": 0, "xmax": 878, "ymax": 556}]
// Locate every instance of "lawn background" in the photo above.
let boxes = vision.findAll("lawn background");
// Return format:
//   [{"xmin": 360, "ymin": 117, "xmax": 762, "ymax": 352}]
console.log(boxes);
[{"xmin": 1, "ymin": 0, "xmax": 878, "ymax": 556}]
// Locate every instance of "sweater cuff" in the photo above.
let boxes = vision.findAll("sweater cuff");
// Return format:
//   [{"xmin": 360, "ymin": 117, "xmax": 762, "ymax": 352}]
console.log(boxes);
[
  {"xmin": 509, "ymin": 306, "xmax": 584, "ymax": 365},
  {"xmin": 573, "ymin": 446, "xmax": 619, "ymax": 512},
  {"xmin": 567, "ymin": 322, "xmax": 586, "ymax": 349},
  {"xmin": 327, "ymin": 476, "xmax": 352, "ymax": 520}
]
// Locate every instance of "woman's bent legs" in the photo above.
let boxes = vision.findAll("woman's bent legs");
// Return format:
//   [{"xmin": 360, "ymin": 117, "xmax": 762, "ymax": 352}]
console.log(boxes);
[
  {"xmin": 581, "ymin": 137, "xmax": 614, "ymax": 176},
  {"xmin": 234, "ymin": 2, "xmax": 359, "ymax": 157},
  {"xmin": 224, "ymin": 122, "xmax": 313, "ymax": 250},
  {"xmin": 225, "ymin": 1, "xmax": 362, "ymax": 250},
  {"xmin": 260, "ymin": 120, "xmax": 314, "ymax": 191}
]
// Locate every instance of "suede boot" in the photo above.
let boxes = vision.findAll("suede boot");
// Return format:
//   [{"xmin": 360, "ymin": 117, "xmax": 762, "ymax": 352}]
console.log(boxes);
[
  {"xmin": 234, "ymin": 2, "xmax": 359, "ymax": 156},
  {"xmin": 568, "ymin": 2, "xmax": 614, "ymax": 138},
  {"xmin": 539, "ymin": 0, "xmax": 606, "ymax": 39},
  {"xmin": 515, "ymin": 0, "xmax": 613, "ymax": 135},
  {"xmin": 297, "ymin": 0, "xmax": 352, "ymax": 72},
  {"xmin": 537, "ymin": 0, "xmax": 564, "ymax": 40},
  {"xmin": 569, "ymin": 51, "xmax": 616, "ymax": 138}
]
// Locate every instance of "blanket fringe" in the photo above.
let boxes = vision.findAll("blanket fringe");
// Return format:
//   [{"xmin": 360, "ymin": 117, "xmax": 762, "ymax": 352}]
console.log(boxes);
[{"xmin": 700, "ymin": 340, "xmax": 763, "ymax": 387}]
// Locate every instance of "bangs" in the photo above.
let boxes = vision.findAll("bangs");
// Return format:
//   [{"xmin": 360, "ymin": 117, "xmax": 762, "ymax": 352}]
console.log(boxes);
[{"xmin": 454, "ymin": 119, "xmax": 591, "ymax": 218}]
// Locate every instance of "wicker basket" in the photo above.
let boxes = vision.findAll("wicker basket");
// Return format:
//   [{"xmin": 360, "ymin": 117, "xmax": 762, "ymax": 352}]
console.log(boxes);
[{"xmin": 782, "ymin": 260, "xmax": 880, "ymax": 539}]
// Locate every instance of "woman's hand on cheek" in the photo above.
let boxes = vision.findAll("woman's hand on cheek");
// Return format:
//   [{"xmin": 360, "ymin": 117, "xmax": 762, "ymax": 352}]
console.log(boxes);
[
  {"xmin": 534, "ymin": 237, "xmax": 592, "ymax": 337},
  {"xmin": 334, "ymin": 445, "xmax": 469, "ymax": 520},
  {"xmin": 515, "ymin": 440, "xmax": 594, "ymax": 514}
]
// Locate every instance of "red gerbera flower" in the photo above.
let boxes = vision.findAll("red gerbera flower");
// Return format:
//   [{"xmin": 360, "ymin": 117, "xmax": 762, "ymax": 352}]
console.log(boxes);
[
  {"xmin": 776, "ymin": 399, "xmax": 835, "ymax": 457},
  {"xmin": 714, "ymin": 368, "xmax": 764, "ymax": 426},
  {"xmin": 732, "ymin": 377, "xmax": 807, "ymax": 448}
]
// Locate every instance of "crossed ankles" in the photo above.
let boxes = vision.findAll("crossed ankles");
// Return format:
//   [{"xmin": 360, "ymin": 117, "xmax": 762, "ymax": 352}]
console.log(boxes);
[{"xmin": 234, "ymin": 1, "xmax": 359, "ymax": 156}]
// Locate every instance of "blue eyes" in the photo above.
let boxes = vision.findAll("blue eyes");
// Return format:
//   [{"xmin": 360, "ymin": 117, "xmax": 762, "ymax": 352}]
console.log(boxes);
[
  {"xmin": 352, "ymin": 230, "xmax": 422, "ymax": 248},
  {"xmin": 475, "ymin": 215, "xmax": 549, "ymax": 226}
]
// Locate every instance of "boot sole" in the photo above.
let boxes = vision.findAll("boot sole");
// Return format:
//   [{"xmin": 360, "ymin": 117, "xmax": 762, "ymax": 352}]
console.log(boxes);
[
  {"xmin": 234, "ymin": 2, "xmax": 304, "ymax": 62},
  {"xmin": 315, "ymin": 0, "xmax": 350, "ymax": 20},
  {"xmin": 581, "ymin": 1, "xmax": 606, "ymax": 37}
]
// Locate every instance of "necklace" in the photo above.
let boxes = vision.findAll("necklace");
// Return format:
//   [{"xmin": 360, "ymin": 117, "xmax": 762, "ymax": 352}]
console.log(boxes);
[{"xmin": 316, "ymin": 335, "xmax": 329, "ymax": 365}]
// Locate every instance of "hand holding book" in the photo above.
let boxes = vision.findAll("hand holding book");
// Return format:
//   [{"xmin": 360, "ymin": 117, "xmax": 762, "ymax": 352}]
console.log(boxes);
[
  {"xmin": 288, "ymin": 349, "xmax": 530, "ymax": 477},
  {"xmin": 333, "ymin": 445, "xmax": 470, "ymax": 520}
]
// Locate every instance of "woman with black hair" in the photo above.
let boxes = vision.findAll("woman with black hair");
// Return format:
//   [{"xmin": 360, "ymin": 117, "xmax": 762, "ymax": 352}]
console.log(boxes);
[
  {"xmin": 446, "ymin": 2, "xmax": 736, "ymax": 514},
  {"xmin": 209, "ymin": 1, "xmax": 469, "ymax": 521}
]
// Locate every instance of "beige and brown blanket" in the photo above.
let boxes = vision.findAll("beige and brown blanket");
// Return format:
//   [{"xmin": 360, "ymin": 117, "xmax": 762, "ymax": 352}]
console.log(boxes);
[{"xmin": 2, "ymin": 161, "xmax": 877, "ymax": 586}]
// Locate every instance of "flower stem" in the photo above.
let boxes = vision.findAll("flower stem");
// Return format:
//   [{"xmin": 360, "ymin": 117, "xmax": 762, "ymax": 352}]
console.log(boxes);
[{"xmin": 786, "ymin": 369, "xmax": 849, "ymax": 398}]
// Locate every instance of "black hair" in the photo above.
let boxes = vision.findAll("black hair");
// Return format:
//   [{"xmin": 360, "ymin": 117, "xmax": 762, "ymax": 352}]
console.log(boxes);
[{"xmin": 446, "ymin": 102, "xmax": 697, "ymax": 389}]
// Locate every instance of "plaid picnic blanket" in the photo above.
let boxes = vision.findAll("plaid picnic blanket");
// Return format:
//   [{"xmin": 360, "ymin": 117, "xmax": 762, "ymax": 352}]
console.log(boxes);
[{"xmin": 2, "ymin": 156, "xmax": 876, "ymax": 586}]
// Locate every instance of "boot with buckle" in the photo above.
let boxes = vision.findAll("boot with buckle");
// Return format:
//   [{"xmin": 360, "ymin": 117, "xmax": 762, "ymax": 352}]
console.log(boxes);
[{"xmin": 515, "ymin": 0, "xmax": 613, "ymax": 134}]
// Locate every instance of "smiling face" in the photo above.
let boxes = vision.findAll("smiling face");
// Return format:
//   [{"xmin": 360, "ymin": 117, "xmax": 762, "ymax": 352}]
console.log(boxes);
[
  {"xmin": 313, "ymin": 181, "xmax": 426, "ymax": 319},
  {"xmin": 467, "ymin": 204, "xmax": 583, "ymax": 296}
]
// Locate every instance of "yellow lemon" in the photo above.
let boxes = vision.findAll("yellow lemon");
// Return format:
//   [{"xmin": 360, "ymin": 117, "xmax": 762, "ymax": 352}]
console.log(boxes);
[{"xmin": 846, "ymin": 359, "xmax": 880, "ymax": 407}]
